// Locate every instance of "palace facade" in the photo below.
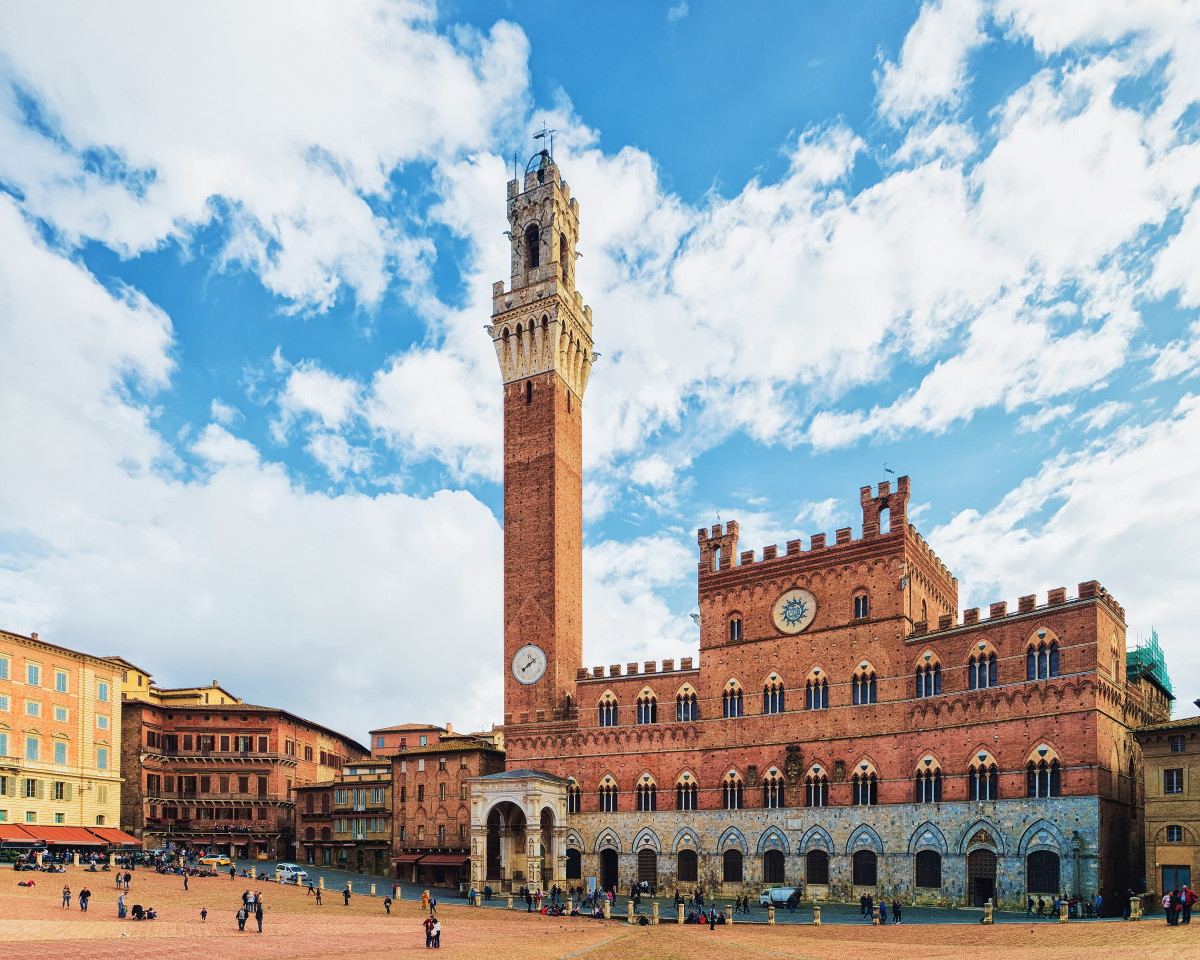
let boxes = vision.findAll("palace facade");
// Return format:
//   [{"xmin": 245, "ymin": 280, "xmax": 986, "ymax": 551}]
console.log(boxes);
[{"xmin": 468, "ymin": 151, "xmax": 1171, "ymax": 911}]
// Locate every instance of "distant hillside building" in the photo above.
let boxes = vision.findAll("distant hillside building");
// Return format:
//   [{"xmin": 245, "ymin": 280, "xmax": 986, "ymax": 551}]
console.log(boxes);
[{"xmin": 469, "ymin": 152, "xmax": 1170, "ymax": 910}]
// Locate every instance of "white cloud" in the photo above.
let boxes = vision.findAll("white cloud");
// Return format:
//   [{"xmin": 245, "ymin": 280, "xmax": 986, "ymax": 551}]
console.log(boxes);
[
  {"xmin": 1079, "ymin": 400, "xmax": 1131, "ymax": 431},
  {"xmin": 667, "ymin": 2, "xmax": 689, "ymax": 23},
  {"xmin": 275, "ymin": 359, "xmax": 363, "ymax": 435},
  {"xmin": 0, "ymin": 2, "xmax": 531, "ymax": 311},
  {"xmin": 210, "ymin": 398, "xmax": 240, "ymax": 425},
  {"xmin": 877, "ymin": 0, "xmax": 988, "ymax": 123},
  {"xmin": 932, "ymin": 394, "xmax": 1200, "ymax": 698},
  {"xmin": 1151, "ymin": 320, "xmax": 1200, "ymax": 382}
]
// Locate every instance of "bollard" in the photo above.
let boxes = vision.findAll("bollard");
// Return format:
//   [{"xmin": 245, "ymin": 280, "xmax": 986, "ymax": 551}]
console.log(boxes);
[
  {"xmin": 108, "ymin": 853, "xmax": 115, "ymax": 867},
  {"xmin": 730, "ymin": 902, "xmax": 737, "ymax": 924},
  {"xmin": 627, "ymin": 899, "xmax": 635, "ymax": 924},
  {"xmin": 1059, "ymin": 901, "xmax": 1069, "ymax": 924},
  {"xmin": 370, "ymin": 884, "xmax": 376, "ymax": 896},
  {"xmin": 507, "ymin": 895, "xmax": 513, "ymax": 910},
  {"xmin": 319, "ymin": 877, "xmax": 325, "ymax": 889},
  {"xmin": 1129, "ymin": 896, "xmax": 1141, "ymax": 921},
  {"xmin": 604, "ymin": 899, "xmax": 611, "ymax": 920},
  {"xmin": 768, "ymin": 904, "xmax": 776, "ymax": 925},
  {"xmin": 652, "ymin": 901, "xmax": 659, "ymax": 924},
  {"xmin": 568, "ymin": 898, "xmax": 575, "ymax": 914},
  {"xmin": 73, "ymin": 853, "xmax": 80, "ymax": 867},
  {"xmin": 872, "ymin": 903, "xmax": 880, "ymax": 925},
  {"xmin": 982, "ymin": 899, "xmax": 994, "ymax": 924},
  {"xmin": 813, "ymin": 904, "xmax": 822, "ymax": 926},
  {"xmin": 678, "ymin": 903, "xmax": 685, "ymax": 924}
]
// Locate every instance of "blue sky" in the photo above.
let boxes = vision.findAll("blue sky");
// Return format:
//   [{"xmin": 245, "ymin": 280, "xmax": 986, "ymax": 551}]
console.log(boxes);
[{"xmin": 1, "ymin": 1, "xmax": 1198, "ymax": 740}]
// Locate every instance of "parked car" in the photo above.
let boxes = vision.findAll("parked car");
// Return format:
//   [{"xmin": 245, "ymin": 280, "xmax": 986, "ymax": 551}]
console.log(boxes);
[
  {"xmin": 275, "ymin": 862, "xmax": 309, "ymax": 884},
  {"xmin": 759, "ymin": 886, "xmax": 799, "ymax": 906},
  {"xmin": 199, "ymin": 855, "xmax": 232, "ymax": 868}
]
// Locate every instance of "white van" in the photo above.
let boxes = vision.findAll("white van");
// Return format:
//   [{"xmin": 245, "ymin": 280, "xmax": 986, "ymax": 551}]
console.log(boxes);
[
  {"xmin": 275, "ymin": 862, "xmax": 309, "ymax": 884},
  {"xmin": 759, "ymin": 886, "xmax": 799, "ymax": 906}
]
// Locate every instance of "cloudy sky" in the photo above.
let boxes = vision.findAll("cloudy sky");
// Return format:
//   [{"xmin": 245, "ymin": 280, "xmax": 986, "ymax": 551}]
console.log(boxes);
[{"xmin": 1, "ymin": 0, "xmax": 1198, "ymax": 742}]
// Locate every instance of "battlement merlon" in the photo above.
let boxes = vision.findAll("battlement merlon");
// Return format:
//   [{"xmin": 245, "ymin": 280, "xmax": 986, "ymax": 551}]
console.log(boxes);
[{"xmin": 859, "ymin": 476, "xmax": 909, "ymax": 537}]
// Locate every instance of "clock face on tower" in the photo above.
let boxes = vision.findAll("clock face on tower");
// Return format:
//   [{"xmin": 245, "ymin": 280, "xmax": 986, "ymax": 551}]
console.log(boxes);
[
  {"xmin": 772, "ymin": 588, "xmax": 817, "ymax": 634},
  {"xmin": 512, "ymin": 644, "xmax": 548, "ymax": 684}
]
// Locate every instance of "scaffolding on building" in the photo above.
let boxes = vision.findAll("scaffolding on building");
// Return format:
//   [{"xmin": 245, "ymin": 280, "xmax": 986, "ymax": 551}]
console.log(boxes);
[{"xmin": 1127, "ymin": 628, "xmax": 1172, "ymax": 699}]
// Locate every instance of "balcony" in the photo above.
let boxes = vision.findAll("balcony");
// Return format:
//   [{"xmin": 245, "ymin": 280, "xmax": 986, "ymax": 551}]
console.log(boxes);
[{"xmin": 146, "ymin": 749, "xmax": 294, "ymax": 763}]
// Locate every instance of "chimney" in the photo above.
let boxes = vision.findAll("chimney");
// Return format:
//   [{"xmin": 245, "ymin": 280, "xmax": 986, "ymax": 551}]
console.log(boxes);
[
  {"xmin": 31, "ymin": 632, "xmax": 38, "ymax": 641},
  {"xmin": 445, "ymin": 722, "xmax": 453, "ymax": 734}
]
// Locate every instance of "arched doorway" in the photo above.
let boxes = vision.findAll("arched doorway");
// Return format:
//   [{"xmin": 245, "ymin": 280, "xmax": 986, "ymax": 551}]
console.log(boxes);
[
  {"xmin": 763, "ymin": 849, "xmax": 785, "ymax": 884},
  {"xmin": 723, "ymin": 849, "xmax": 743, "ymax": 883},
  {"xmin": 806, "ymin": 849, "xmax": 829, "ymax": 885},
  {"xmin": 1027, "ymin": 850, "xmax": 1060, "ymax": 895},
  {"xmin": 968, "ymin": 849, "xmax": 997, "ymax": 906},
  {"xmin": 539, "ymin": 808, "xmax": 555, "ymax": 887},
  {"xmin": 566, "ymin": 848, "xmax": 582, "ymax": 880},
  {"xmin": 484, "ymin": 801, "xmax": 527, "ymax": 885},
  {"xmin": 677, "ymin": 849, "xmax": 698, "ymax": 882},
  {"xmin": 637, "ymin": 848, "xmax": 658, "ymax": 888},
  {"xmin": 852, "ymin": 850, "xmax": 877, "ymax": 886},
  {"xmin": 599, "ymin": 848, "xmax": 619, "ymax": 892}
]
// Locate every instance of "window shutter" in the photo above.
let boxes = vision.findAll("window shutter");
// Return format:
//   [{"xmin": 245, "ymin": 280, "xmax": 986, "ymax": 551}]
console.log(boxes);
[
  {"xmin": 37, "ymin": 779, "xmax": 44, "ymax": 799},
  {"xmin": 65, "ymin": 783, "xmax": 72, "ymax": 802}
]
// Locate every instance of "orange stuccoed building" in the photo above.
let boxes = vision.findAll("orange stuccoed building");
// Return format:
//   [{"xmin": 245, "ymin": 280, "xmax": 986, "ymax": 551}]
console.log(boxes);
[{"xmin": 467, "ymin": 149, "xmax": 1170, "ymax": 911}]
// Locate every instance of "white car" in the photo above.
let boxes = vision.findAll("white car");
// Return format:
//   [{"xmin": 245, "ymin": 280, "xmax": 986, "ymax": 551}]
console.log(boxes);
[
  {"xmin": 759, "ymin": 886, "xmax": 799, "ymax": 906},
  {"xmin": 275, "ymin": 862, "xmax": 309, "ymax": 884}
]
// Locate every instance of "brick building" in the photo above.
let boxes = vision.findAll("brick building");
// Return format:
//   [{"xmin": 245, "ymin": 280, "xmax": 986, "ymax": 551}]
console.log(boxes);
[
  {"xmin": 0, "ymin": 628, "xmax": 123, "ymax": 833},
  {"xmin": 468, "ymin": 152, "xmax": 1170, "ymax": 910},
  {"xmin": 120, "ymin": 690, "xmax": 368, "ymax": 860},
  {"xmin": 369, "ymin": 722, "xmax": 445, "ymax": 759},
  {"xmin": 393, "ymin": 733, "xmax": 504, "ymax": 887}
]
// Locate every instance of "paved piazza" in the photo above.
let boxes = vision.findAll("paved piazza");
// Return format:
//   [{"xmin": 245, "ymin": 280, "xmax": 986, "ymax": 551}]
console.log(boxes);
[{"xmin": 2, "ymin": 867, "xmax": 1197, "ymax": 959}]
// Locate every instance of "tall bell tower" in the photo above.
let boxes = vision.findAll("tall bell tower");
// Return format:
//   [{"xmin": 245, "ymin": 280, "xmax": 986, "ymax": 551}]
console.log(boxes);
[{"xmin": 488, "ymin": 148, "xmax": 593, "ymax": 726}]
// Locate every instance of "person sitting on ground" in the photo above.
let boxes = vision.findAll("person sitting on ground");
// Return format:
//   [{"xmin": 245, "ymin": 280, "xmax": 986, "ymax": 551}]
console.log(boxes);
[
  {"xmin": 131, "ymin": 904, "xmax": 145, "ymax": 920},
  {"xmin": 145, "ymin": 907, "xmax": 157, "ymax": 920}
]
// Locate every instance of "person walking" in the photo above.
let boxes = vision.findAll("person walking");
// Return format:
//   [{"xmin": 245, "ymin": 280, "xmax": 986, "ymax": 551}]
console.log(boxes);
[
  {"xmin": 315, "ymin": 886, "xmax": 323, "ymax": 906},
  {"xmin": 79, "ymin": 886, "xmax": 90, "ymax": 912},
  {"xmin": 255, "ymin": 900, "xmax": 264, "ymax": 933},
  {"xmin": 1094, "ymin": 891, "xmax": 1103, "ymax": 918},
  {"xmin": 343, "ymin": 884, "xmax": 352, "ymax": 906},
  {"xmin": 117, "ymin": 893, "xmax": 126, "ymax": 918},
  {"xmin": 384, "ymin": 896, "xmax": 392, "ymax": 915},
  {"xmin": 236, "ymin": 906, "xmax": 247, "ymax": 931},
  {"xmin": 432, "ymin": 918, "xmax": 441, "ymax": 948},
  {"xmin": 183, "ymin": 873, "xmax": 189, "ymax": 891},
  {"xmin": 1183, "ymin": 885, "xmax": 1196, "ymax": 923},
  {"xmin": 423, "ymin": 914, "xmax": 436, "ymax": 948},
  {"xmin": 62, "ymin": 885, "xmax": 71, "ymax": 909},
  {"xmin": 892, "ymin": 898, "xmax": 902, "ymax": 924},
  {"xmin": 201, "ymin": 907, "xmax": 208, "ymax": 923},
  {"xmin": 1026, "ymin": 896, "xmax": 1035, "ymax": 918},
  {"xmin": 124, "ymin": 871, "xmax": 131, "ymax": 891}
]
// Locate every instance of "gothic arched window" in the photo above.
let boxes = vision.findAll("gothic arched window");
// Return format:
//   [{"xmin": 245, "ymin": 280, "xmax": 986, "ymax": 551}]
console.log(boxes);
[{"xmin": 524, "ymin": 224, "xmax": 540, "ymax": 269}]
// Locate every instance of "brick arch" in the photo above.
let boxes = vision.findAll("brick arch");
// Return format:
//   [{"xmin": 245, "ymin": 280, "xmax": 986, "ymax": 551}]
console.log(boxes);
[
  {"xmin": 907, "ymin": 820, "xmax": 948, "ymax": 855},
  {"xmin": 799, "ymin": 825, "xmax": 834, "ymax": 854},
  {"xmin": 756, "ymin": 826, "xmax": 790, "ymax": 855},
  {"xmin": 846, "ymin": 823, "xmax": 883, "ymax": 854},
  {"xmin": 1154, "ymin": 823, "xmax": 1198, "ymax": 845},
  {"xmin": 717, "ymin": 826, "xmax": 747, "ymax": 853},
  {"xmin": 1025, "ymin": 741, "xmax": 1062, "ymax": 765},
  {"xmin": 964, "ymin": 636, "xmax": 998, "ymax": 660},
  {"xmin": 1017, "ymin": 818, "xmax": 1068, "ymax": 855},
  {"xmin": 671, "ymin": 827, "xmax": 703, "ymax": 853},
  {"xmin": 955, "ymin": 817, "xmax": 1008, "ymax": 855},
  {"xmin": 632, "ymin": 827, "xmax": 662, "ymax": 853}
]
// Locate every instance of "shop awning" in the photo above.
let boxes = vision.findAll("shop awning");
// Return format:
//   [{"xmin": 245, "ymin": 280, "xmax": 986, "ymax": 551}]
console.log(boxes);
[
  {"xmin": 392, "ymin": 853, "xmax": 425, "ymax": 864},
  {"xmin": 418, "ymin": 854, "xmax": 470, "ymax": 867},
  {"xmin": 87, "ymin": 828, "xmax": 143, "ymax": 847},
  {"xmin": 0, "ymin": 824, "xmax": 41, "ymax": 845},
  {"xmin": 39, "ymin": 826, "xmax": 106, "ymax": 846}
]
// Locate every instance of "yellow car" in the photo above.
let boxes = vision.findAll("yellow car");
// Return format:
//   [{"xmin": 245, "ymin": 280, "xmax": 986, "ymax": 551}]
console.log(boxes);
[{"xmin": 199, "ymin": 855, "xmax": 232, "ymax": 867}]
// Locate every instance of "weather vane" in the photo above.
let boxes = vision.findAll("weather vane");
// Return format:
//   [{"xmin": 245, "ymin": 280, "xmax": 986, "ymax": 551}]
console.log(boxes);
[{"xmin": 534, "ymin": 119, "xmax": 556, "ymax": 159}]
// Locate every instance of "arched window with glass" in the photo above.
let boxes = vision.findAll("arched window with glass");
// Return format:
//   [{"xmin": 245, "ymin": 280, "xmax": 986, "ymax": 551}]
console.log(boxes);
[
  {"xmin": 968, "ymin": 750, "xmax": 999, "ymax": 800},
  {"xmin": 806, "ymin": 766, "xmax": 829, "ymax": 807},
  {"xmin": 1026, "ymin": 632, "xmax": 1061, "ymax": 681},
  {"xmin": 1026, "ymin": 746, "xmax": 1062, "ymax": 797},
  {"xmin": 722, "ymin": 681, "xmax": 744, "ymax": 718},
  {"xmin": 805, "ymin": 671, "xmax": 829, "ymax": 710},
  {"xmin": 676, "ymin": 685, "xmax": 698, "ymax": 722},
  {"xmin": 762, "ymin": 674, "xmax": 785, "ymax": 715},
  {"xmin": 598, "ymin": 693, "xmax": 618, "ymax": 727},
  {"xmin": 675, "ymin": 773, "xmax": 698, "ymax": 811},
  {"xmin": 635, "ymin": 777, "xmax": 657, "ymax": 811},
  {"xmin": 916, "ymin": 652, "xmax": 942, "ymax": 698},
  {"xmin": 806, "ymin": 848, "xmax": 830, "ymax": 885},
  {"xmin": 762, "ymin": 769, "xmax": 785, "ymax": 809},
  {"xmin": 598, "ymin": 776, "xmax": 619, "ymax": 812},
  {"xmin": 968, "ymin": 646, "xmax": 998, "ymax": 690},
  {"xmin": 566, "ymin": 781, "xmax": 581, "ymax": 814},
  {"xmin": 852, "ymin": 664, "xmax": 877, "ymax": 705},
  {"xmin": 636, "ymin": 691, "xmax": 657, "ymax": 725},
  {"xmin": 852, "ymin": 762, "xmax": 878, "ymax": 805},
  {"xmin": 915, "ymin": 757, "xmax": 942, "ymax": 803},
  {"xmin": 722, "ymin": 771, "xmax": 744, "ymax": 810}
]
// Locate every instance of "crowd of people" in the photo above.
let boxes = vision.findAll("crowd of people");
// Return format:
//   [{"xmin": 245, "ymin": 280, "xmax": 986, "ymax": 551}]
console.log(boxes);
[{"xmin": 1163, "ymin": 884, "xmax": 1197, "ymax": 925}]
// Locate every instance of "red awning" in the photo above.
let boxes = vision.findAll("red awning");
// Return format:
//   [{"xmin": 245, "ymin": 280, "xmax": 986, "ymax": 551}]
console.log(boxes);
[
  {"xmin": 418, "ymin": 854, "xmax": 470, "ymax": 867},
  {"xmin": 392, "ymin": 853, "xmax": 425, "ymax": 864},
  {"xmin": 0, "ymin": 824, "xmax": 41, "ymax": 844},
  {"xmin": 38, "ymin": 826, "xmax": 106, "ymax": 846},
  {"xmin": 87, "ymin": 828, "xmax": 143, "ymax": 847}
]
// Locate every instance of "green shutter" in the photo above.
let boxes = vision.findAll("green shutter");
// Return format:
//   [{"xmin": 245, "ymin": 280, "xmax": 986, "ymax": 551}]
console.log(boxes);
[
  {"xmin": 36, "ymin": 779, "xmax": 44, "ymax": 799},
  {"xmin": 64, "ymin": 783, "xmax": 72, "ymax": 802}
]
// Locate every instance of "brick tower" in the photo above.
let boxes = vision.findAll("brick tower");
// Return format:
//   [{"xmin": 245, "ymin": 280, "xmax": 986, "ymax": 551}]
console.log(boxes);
[{"xmin": 488, "ymin": 149, "xmax": 594, "ymax": 725}]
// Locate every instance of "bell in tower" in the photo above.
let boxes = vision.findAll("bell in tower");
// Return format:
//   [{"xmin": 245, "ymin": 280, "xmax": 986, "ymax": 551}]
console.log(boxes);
[{"xmin": 488, "ymin": 138, "xmax": 595, "ymax": 727}]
